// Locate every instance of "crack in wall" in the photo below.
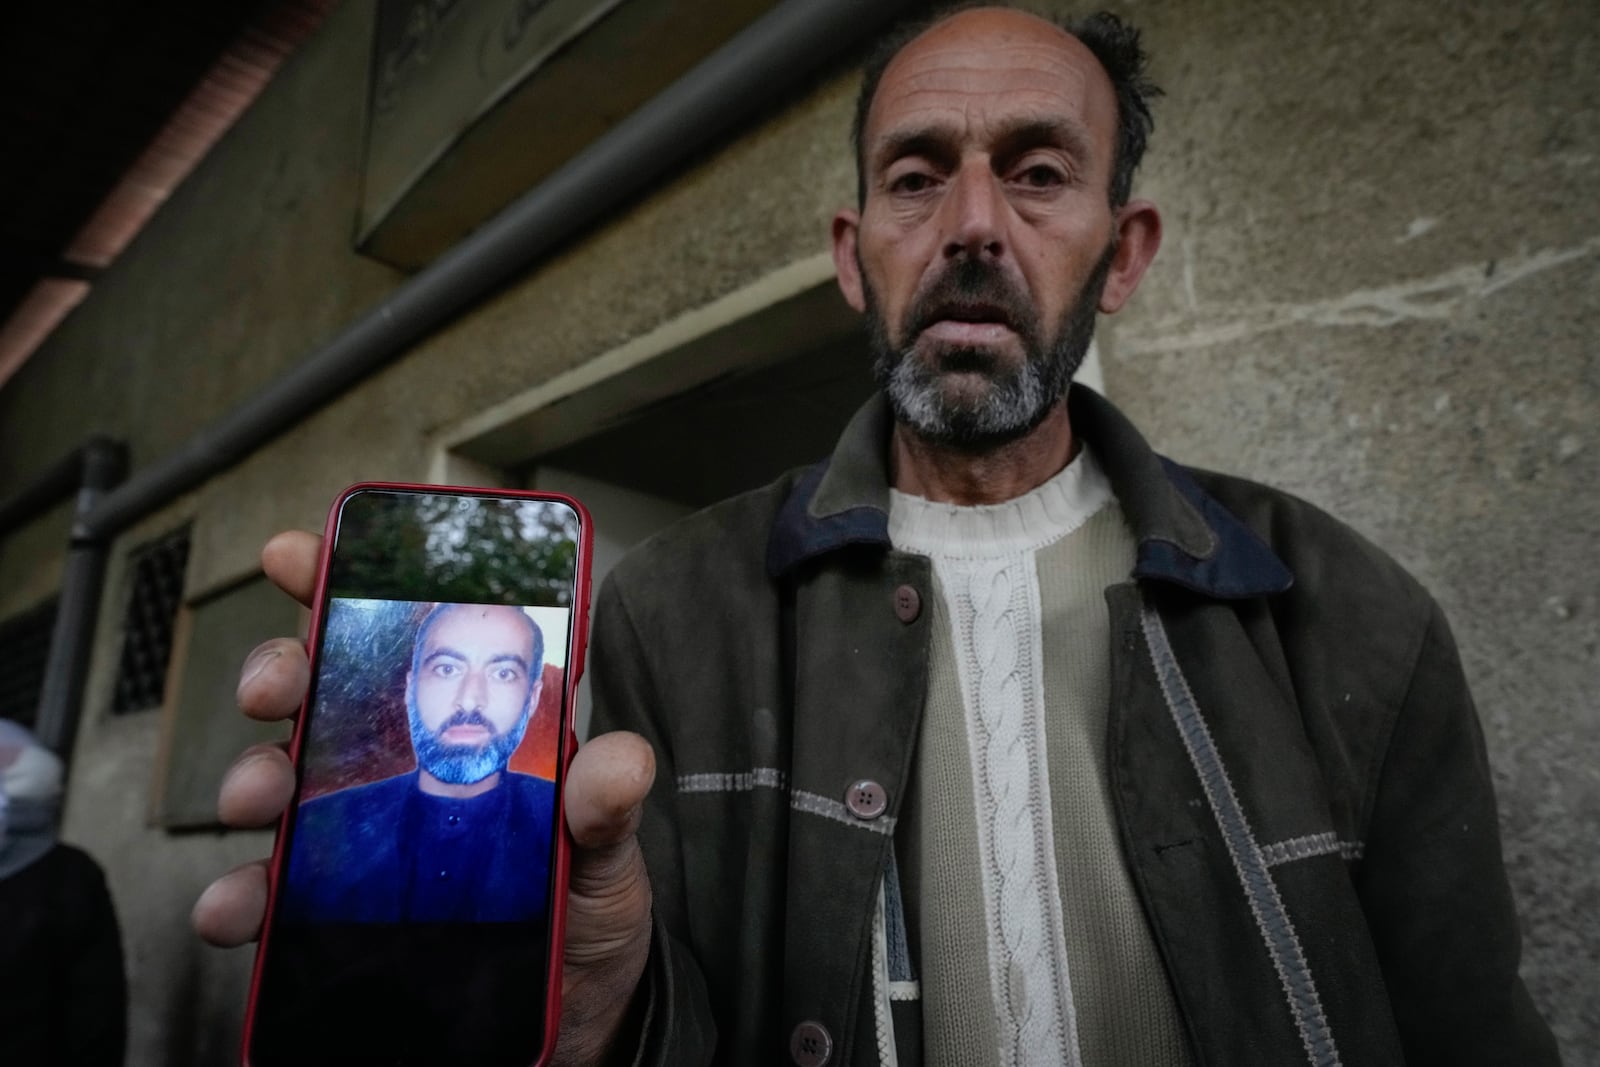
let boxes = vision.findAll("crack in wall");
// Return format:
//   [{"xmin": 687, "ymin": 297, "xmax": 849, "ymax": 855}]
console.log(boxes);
[{"xmin": 1118, "ymin": 235, "xmax": 1600, "ymax": 358}]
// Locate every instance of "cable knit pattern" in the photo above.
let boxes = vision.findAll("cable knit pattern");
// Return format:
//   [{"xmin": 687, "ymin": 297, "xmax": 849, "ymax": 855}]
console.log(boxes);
[
  {"xmin": 950, "ymin": 554, "xmax": 1078, "ymax": 1064},
  {"xmin": 892, "ymin": 448, "xmax": 1112, "ymax": 1067}
]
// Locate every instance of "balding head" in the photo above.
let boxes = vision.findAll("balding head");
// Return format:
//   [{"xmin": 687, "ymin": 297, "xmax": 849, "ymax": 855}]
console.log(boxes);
[{"xmin": 851, "ymin": 6, "xmax": 1160, "ymax": 207}]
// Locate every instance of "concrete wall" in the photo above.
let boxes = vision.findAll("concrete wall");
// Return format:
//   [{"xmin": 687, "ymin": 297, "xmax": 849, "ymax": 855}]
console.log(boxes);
[{"xmin": 0, "ymin": 0, "xmax": 1593, "ymax": 1062}]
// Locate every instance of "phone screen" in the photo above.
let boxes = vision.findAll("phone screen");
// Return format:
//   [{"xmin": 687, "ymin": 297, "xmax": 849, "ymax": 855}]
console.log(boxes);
[{"xmin": 247, "ymin": 488, "xmax": 583, "ymax": 1067}]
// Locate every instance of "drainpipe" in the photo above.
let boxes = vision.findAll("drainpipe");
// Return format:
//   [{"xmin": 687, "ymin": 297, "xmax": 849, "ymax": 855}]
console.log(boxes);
[
  {"xmin": 5, "ymin": 0, "xmax": 920, "ymax": 759},
  {"xmin": 0, "ymin": 437, "xmax": 128, "ymax": 756},
  {"xmin": 0, "ymin": 444, "xmax": 91, "ymax": 536}
]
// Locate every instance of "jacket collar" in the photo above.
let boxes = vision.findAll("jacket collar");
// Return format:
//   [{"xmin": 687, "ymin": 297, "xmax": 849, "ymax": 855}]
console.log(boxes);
[{"xmin": 766, "ymin": 386, "xmax": 1293, "ymax": 599}]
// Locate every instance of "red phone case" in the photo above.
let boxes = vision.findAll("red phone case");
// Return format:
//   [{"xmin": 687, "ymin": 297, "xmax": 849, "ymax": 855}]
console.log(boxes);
[{"xmin": 240, "ymin": 481, "xmax": 594, "ymax": 1067}]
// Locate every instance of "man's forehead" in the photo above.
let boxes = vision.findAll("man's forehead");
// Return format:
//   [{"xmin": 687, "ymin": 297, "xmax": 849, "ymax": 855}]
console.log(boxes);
[
  {"xmin": 422, "ymin": 605, "xmax": 531, "ymax": 651},
  {"xmin": 866, "ymin": 9, "xmax": 1116, "ymax": 155}
]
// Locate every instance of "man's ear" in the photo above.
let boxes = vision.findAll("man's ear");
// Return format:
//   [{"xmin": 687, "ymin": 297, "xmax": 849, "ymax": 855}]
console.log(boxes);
[
  {"xmin": 1098, "ymin": 198, "xmax": 1162, "ymax": 315},
  {"xmin": 832, "ymin": 209, "xmax": 867, "ymax": 313},
  {"xmin": 404, "ymin": 669, "xmax": 414, "ymax": 705},
  {"xmin": 525, "ymin": 678, "xmax": 543, "ymax": 715}
]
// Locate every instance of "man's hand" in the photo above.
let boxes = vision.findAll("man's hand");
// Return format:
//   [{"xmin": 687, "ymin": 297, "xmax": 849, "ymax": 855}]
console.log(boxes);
[{"xmin": 191, "ymin": 531, "xmax": 656, "ymax": 1065}]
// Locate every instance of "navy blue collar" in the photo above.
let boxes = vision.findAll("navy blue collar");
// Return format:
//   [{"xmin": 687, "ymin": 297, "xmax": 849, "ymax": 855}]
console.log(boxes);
[{"xmin": 766, "ymin": 387, "xmax": 1293, "ymax": 600}]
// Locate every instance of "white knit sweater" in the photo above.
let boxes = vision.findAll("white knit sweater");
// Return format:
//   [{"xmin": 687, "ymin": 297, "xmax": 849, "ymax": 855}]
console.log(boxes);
[{"xmin": 888, "ymin": 447, "xmax": 1189, "ymax": 1067}]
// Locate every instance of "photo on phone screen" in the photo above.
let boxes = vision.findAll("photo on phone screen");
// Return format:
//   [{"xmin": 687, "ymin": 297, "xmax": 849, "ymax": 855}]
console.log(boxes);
[
  {"xmin": 278, "ymin": 596, "xmax": 569, "ymax": 924},
  {"xmin": 246, "ymin": 488, "xmax": 586, "ymax": 1067}
]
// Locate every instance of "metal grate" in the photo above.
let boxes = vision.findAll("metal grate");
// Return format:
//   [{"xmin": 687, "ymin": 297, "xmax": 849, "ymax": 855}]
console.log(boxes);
[
  {"xmin": 112, "ymin": 525, "xmax": 191, "ymax": 714},
  {"xmin": 0, "ymin": 599, "xmax": 59, "ymax": 728}
]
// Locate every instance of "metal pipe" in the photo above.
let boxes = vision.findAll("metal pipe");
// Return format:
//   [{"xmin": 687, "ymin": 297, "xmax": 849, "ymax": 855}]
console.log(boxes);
[
  {"xmin": 82, "ymin": 0, "xmax": 920, "ymax": 540},
  {"xmin": 0, "ymin": 435, "xmax": 122, "ymax": 537},
  {"xmin": 32, "ymin": 438, "xmax": 128, "ymax": 757}
]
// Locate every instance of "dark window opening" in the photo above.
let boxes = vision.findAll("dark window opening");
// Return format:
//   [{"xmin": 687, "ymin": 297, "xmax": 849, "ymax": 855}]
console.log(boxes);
[
  {"xmin": 0, "ymin": 598, "xmax": 60, "ymax": 728},
  {"xmin": 112, "ymin": 525, "xmax": 191, "ymax": 714},
  {"xmin": 528, "ymin": 336, "xmax": 874, "ymax": 508}
]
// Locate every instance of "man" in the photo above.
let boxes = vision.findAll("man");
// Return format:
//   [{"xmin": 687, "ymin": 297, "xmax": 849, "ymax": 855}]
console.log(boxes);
[
  {"xmin": 1, "ymin": 721, "xmax": 127, "ymax": 1067},
  {"xmin": 197, "ymin": 6, "xmax": 1558, "ymax": 1065},
  {"xmin": 279, "ymin": 602, "xmax": 556, "ymax": 923}
]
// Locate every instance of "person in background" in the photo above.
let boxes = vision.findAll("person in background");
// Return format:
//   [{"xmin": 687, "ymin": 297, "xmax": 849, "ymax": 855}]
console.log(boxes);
[{"xmin": 0, "ymin": 720, "xmax": 127, "ymax": 1067}]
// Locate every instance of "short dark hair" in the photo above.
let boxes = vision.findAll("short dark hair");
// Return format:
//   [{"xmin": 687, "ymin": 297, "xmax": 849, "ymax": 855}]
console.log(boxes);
[{"xmin": 850, "ymin": 5, "xmax": 1161, "ymax": 208}]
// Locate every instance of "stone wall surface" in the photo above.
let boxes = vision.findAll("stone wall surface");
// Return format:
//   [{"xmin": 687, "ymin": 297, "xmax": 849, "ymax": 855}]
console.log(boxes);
[
  {"xmin": 1099, "ymin": 0, "xmax": 1599, "ymax": 1060},
  {"xmin": 0, "ymin": 0, "xmax": 1592, "ymax": 1062}
]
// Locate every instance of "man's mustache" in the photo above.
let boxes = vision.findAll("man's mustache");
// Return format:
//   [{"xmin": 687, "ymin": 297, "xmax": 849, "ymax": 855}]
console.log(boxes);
[
  {"xmin": 903, "ymin": 259, "xmax": 1035, "ymax": 339},
  {"xmin": 434, "ymin": 709, "xmax": 497, "ymax": 739}
]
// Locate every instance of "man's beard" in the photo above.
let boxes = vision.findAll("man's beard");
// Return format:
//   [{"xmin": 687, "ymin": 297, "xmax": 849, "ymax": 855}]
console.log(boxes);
[
  {"xmin": 865, "ymin": 243, "xmax": 1116, "ymax": 448},
  {"xmin": 407, "ymin": 698, "xmax": 532, "ymax": 786}
]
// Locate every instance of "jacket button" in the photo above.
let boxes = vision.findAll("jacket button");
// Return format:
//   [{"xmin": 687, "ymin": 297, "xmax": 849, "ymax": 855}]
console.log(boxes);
[
  {"xmin": 893, "ymin": 584, "xmax": 921, "ymax": 623},
  {"xmin": 845, "ymin": 779, "xmax": 888, "ymax": 820},
  {"xmin": 789, "ymin": 1020, "xmax": 833, "ymax": 1066}
]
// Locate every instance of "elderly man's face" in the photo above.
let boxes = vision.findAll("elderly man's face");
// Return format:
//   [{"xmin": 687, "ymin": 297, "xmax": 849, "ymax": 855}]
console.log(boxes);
[
  {"xmin": 834, "ymin": 9, "xmax": 1152, "ymax": 444},
  {"xmin": 406, "ymin": 604, "xmax": 540, "ymax": 785}
]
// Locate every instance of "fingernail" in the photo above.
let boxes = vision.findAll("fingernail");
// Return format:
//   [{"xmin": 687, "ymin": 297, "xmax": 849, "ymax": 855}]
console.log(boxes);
[{"xmin": 239, "ymin": 649, "xmax": 281, "ymax": 690}]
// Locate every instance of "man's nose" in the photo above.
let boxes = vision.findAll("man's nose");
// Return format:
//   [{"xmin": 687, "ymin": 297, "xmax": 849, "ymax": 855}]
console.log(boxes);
[
  {"xmin": 456, "ymin": 669, "xmax": 488, "ymax": 711},
  {"xmin": 941, "ymin": 162, "xmax": 1005, "ymax": 262}
]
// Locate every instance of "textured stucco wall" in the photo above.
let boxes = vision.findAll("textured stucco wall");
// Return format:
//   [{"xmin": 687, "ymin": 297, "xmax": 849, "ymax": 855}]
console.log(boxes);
[
  {"xmin": 1096, "ymin": 0, "xmax": 1599, "ymax": 1060},
  {"xmin": 0, "ymin": 0, "xmax": 1593, "ymax": 1061}
]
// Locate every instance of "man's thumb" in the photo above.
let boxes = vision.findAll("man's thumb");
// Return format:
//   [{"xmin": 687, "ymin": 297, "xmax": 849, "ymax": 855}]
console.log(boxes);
[{"xmin": 564, "ymin": 730, "xmax": 655, "ymax": 852}]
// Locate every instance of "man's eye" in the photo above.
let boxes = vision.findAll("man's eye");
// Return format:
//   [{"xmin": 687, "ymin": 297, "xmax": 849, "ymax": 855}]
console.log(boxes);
[
  {"xmin": 1014, "ymin": 164, "xmax": 1065, "ymax": 188},
  {"xmin": 431, "ymin": 663, "xmax": 458, "ymax": 678},
  {"xmin": 889, "ymin": 171, "xmax": 936, "ymax": 194},
  {"xmin": 493, "ymin": 667, "xmax": 521, "ymax": 683}
]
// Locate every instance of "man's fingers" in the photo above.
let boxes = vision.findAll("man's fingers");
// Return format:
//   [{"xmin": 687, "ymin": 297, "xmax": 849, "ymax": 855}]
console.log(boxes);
[
  {"xmin": 261, "ymin": 530, "xmax": 322, "ymax": 607},
  {"xmin": 218, "ymin": 743, "xmax": 296, "ymax": 828},
  {"xmin": 236, "ymin": 637, "xmax": 310, "ymax": 722},
  {"xmin": 190, "ymin": 530, "xmax": 316, "ymax": 954},
  {"xmin": 564, "ymin": 731, "xmax": 656, "ymax": 852},
  {"xmin": 192, "ymin": 859, "xmax": 270, "ymax": 947}
]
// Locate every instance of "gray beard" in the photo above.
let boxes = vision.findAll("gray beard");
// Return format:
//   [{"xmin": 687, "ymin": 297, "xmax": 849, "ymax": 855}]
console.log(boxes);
[
  {"xmin": 407, "ymin": 696, "xmax": 532, "ymax": 786},
  {"xmin": 866, "ymin": 244, "xmax": 1115, "ymax": 449}
]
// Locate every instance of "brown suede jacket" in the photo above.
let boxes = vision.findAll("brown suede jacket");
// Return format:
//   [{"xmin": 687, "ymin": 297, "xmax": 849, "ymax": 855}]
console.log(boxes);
[{"xmin": 588, "ymin": 386, "xmax": 1557, "ymax": 1067}]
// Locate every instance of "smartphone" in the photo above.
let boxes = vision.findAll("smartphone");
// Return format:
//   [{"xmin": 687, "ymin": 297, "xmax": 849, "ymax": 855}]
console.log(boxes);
[{"xmin": 242, "ymin": 483, "xmax": 593, "ymax": 1067}]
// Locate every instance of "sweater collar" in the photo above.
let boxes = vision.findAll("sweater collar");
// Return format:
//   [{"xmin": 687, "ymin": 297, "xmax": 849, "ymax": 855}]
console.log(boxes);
[
  {"xmin": 766, "ymin": 386, "xmax": 1293, "ymax": 600},
  {"xmin": 887, "ymin": 442, "xmax": 1114, "ymax": 558}
]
